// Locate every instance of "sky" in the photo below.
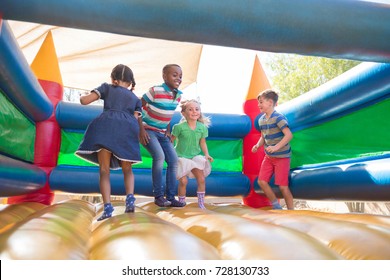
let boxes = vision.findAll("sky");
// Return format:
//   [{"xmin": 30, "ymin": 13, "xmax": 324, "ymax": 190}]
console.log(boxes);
[{"xmin": 181, "ymin": 45, "xmax": 272, "ymax": 115}]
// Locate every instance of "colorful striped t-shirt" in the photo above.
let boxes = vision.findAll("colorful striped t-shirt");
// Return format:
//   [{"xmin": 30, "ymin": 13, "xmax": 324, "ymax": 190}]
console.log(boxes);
[
  {"xmin": 142, "ymin": 83, "xmax": 182, "ymax": 132},
  {"xmin": 258, "ymin": 110, "xmax": 291, "ymax": 158}
]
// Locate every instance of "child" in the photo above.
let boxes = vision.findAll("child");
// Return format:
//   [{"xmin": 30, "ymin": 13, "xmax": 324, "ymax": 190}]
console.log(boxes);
[
  {"xmin": 76, "ymin": 64, "xmax": 142, "ymax": 221},
  {"xmin": 138, "ymin": 64, "xmax": 186, "ymax": 207},
  {"xmin": 171, "ymin": 99, "xmax": 213, "ymax": 209},
  {"xmin": 251, "ymin": 89, "xmax": 294, "ymax": 210}
]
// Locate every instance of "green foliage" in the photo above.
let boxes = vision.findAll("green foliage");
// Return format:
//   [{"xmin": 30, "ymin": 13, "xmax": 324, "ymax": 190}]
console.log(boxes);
[{"xmin": 264, "ymin": 54, "xmax": 361, "ymax": 103}]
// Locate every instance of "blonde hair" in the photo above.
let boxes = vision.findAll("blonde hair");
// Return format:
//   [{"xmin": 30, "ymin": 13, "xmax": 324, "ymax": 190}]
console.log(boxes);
[{"xmin": 179, "ymin": 99, "xmax": 211, "ymax": 127}]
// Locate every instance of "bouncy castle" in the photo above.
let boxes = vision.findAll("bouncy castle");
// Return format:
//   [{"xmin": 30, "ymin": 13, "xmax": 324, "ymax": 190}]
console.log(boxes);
[{"xmin": 1, "ymin": 0, "xmax": 390, "ymax": 260}]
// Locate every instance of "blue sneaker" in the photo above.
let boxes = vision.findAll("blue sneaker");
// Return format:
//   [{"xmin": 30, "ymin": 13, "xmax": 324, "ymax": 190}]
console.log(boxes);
[
  {"xmin": 154, "ymin": 196, "xmax": 171, "ymax": 207},
  {"xmin": 97, "ymin": 203, "xmax": 114, "ymax": 221},
  {"xmin": 272, "ymin": 202, "xmax": 283, "ymax": 210},
  {"xmin": 125, "ymin": 194, "xmax": 136, "ymax": 213}
]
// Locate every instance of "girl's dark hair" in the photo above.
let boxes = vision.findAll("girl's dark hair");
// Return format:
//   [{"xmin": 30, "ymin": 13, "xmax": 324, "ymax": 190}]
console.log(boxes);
[{"xmin": 111, "ymin": 64, "xmax": 136, "ymax": 89}]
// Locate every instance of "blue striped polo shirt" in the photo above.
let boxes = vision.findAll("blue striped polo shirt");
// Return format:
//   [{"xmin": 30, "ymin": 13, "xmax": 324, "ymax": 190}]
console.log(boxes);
[{"xmin": 258, "ymin": 110, "xmax": 291, "ymax": 158}]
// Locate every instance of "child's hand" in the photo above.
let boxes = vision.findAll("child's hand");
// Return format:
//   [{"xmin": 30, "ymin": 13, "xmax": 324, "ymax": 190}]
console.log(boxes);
[
  {"xmin": 139, "ymin": 127, "xmax": 150, "ymax": 145},
  {"xmin": 206, "ymin": 155, "xmax": 214, "ymax": 162},
  {"xmin": 251, "ymin": 144, "xmax": 259, "ymax": 153},
  {"xmin": 265, "ymin": 146, "xmax": 278, "ymax": 154}
]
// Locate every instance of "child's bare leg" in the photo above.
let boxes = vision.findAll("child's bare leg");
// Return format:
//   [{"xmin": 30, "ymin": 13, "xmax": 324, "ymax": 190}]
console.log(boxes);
[
  {"xmin": 192, "ymin": 169, "xmax": 205, "ymax": 192},
  {"xmin": 122, "ymin": 161, "xmax": 136, "ymax": 213},
  {"xmin": 258, "ymin": 179, "xmax": 282, "ymax": 209},
  {"xmin": 122, "ymin": 161, "xmax": 134, "ymax": 195},
  {"xmin": 178, "ymin": 176, "xmax": 188, "ymax": 204},
  {"xmin": 178, "ymin": 176, "xmax": 188, "ymax": 197},
  {"xmin": 98, "ymin": 149, "xmax": 112, "ymax": 203},
  {"xmin": 192, "ymin": 169, "xmax": 206, "ymax": 209},
  {"xmin": 258, "ymin": 179, "xmax": 276, "ymax": 202},
  {"xmin": 97, "ymin": 149, "xmax": 114, "ymax": 220},
  {"xmin": 280, "ymin": 186, "xmax": 294, "ymax": 210}
]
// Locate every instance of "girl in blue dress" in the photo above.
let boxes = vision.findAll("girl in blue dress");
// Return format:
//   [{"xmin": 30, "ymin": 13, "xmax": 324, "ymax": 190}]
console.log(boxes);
[{"xmin": 76, "ymin": 64, "xmax": 142, "ymax": 221}]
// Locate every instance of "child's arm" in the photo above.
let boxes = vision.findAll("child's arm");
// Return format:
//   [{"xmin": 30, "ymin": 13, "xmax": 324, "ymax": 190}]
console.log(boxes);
[
  {"xmin": 134, "ymin": 111, "xmax": 142, "ymax": 120},
  {"xmin": 138, "ymin": 114, "xmax": 149, "ymax": 145},
  {"xmin": 134, "ymin": 98, "xmax": 143, "ymax": 120},
  {"xmin": 200, "ymin": 138, "xmax": 213, "ymax": 162},
  {"xmin": 138, "ymin": 97, "xmax": 150, "ymax": 145},
  {"xmin": 171, "ymin": 124, "xmax": 179, "ymax": 143},
  {"xmin": 265, "ymin": 126, "xmax": 293, "ymax": 154},
  {"xmin": 80, "ymin": 91, "xmax": 99, "ymax": 105},
  {"xmin": 252, "ymin": 136, "xmax": 265, "ymax": 153},
  {"xmin": 165, "ymin": 122, "xmax": 172, "ymax": 137}
]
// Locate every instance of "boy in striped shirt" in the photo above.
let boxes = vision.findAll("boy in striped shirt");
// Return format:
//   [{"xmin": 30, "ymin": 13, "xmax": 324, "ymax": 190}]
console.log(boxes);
[
  {"xmin": 139, "ymin": 64, "xmax": 185, "ymax": 207},
  {"xmin": 252, "ymin": 89, "xmax": 294, "ymax": 210}
]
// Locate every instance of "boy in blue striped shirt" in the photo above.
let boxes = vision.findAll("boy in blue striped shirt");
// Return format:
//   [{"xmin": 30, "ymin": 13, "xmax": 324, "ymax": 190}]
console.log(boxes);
[{"xmin": 252, "ymin": 89, "xmax": 294, "ymax": 210}]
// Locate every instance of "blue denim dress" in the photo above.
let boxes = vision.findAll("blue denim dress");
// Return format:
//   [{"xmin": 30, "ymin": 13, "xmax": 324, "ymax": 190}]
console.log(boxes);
[{"xmin": 76, "ymin": 83, "xmax": 142, "ymax": 169}]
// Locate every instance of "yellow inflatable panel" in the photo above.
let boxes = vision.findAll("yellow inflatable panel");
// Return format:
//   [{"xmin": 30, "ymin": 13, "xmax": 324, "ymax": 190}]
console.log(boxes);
[
  {"xmin": 0, "ymin": 200, "xmax": 94, "ymax": 259},
  {"xmin": 90, "ymin": 208, "xmax": 220, "ymax": 259},
  {"xmin": 211, "ymin": 205, "xmax": 390, "ymax": 260},
  {"xmin": 287, "ymin": 209, "xmax": 390, "ymax": 229},
  {"xmin": 139, "ymin": 202, "xmax": 341, "ymax": 260},
  {"xmin": 0, "ymin": 202, "xmax": 46, "ymax": 234},
  {"xmin": 1, "ymin": 200, "xmax": 389, "ymax": 260}
]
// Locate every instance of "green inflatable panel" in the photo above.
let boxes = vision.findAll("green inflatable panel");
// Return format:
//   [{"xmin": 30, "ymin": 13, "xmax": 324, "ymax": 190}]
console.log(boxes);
[
  {"xmin": 58, "ymin": 130, "xmax": 243, "ymax": 172},
  {"xmin": 291, "ymin": 98, "xmax": 390, "ymax": 168},
  {"xmin": 0, "ymin": 91, "xmax": 35, "ymax": 162}
]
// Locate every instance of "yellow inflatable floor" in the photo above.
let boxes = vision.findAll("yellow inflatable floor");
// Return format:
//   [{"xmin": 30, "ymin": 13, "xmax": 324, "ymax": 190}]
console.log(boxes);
[{"xmin": 1, "ymin": 199, "xmax": 389, "ymax": 260}]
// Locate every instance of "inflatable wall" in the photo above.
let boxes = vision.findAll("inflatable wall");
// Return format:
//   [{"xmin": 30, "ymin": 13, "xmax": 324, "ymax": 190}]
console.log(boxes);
[
  {"xmin": 52, "ymin": 101, "xmax": 251, "ymax": 197},
  {"xmin": 0, "ymin": 19, "xmax": 250, "ymax": 203},
  {"xmin": 1, "ymin": 0, "xmax": 390, "ymax": 204},
  {"xmin": 255, "ymin": 62, "xmax": 390, "ymax": 200},
  {"xmin": 1, "ymin": 0, "xmax": 390, "ymax": 261}
]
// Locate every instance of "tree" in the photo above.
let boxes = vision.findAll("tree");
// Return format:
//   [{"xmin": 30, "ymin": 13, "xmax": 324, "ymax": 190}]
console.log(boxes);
[{"xmin": 264, "ymin": 54, "xmax": 361, "ymax": 103}]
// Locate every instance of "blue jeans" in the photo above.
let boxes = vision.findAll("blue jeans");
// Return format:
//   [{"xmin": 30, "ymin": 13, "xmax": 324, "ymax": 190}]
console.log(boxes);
[{"xmin": 142, "ymin": 130, "xmax": 178, "ymax": 200}]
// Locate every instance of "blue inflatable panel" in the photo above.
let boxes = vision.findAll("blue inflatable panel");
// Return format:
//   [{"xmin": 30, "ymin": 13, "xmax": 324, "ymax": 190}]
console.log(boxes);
[
  {"xmin": 253, "ymin": 158, "xmax": 390, "ymax": 201},
  {"xmin": 0, "ymin": 20, "xmax": 53, "ymax": 122},
  {"xmin": 255, "ymin": 63, "xmax": 390, "ymax": 132},
  {"xmin": 170, "ymin": 112, "xmax": 251, "ymax": 139},
  {"xmin": 56, "ymin": 101, "xmax": 251, "ymax": 138},
  {"xmin": 49, "ymin": 165, "xmax": 250, "ymax": 197},
  {"xmin": 289, "ymin": 158, "xmax": 390, "ymax": 201},
  {"xmin": 2, "ymin": 0, "xmax": 390, "ymax": 62},
  {"xmin": 55, "ymin": 101, "xmax": 102, "ymax": 131},
  {"xmin": 0, "ymin": 154, "xmax": 47, "ymax": 196}
]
